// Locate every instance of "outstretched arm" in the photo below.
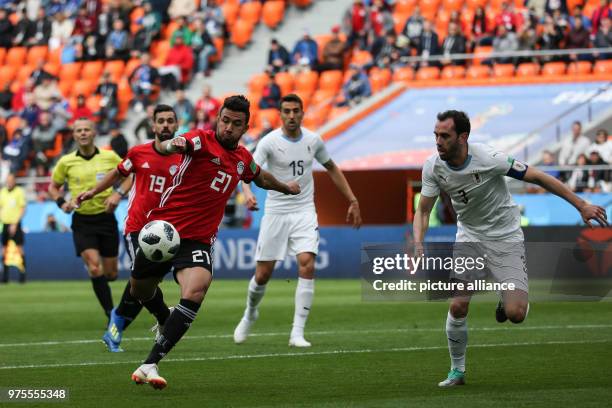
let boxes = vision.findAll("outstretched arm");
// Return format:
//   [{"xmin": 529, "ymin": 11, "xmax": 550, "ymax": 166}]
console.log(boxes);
[
  {"xmin": 48, "ymin": 182, "xmax": 77, "ymax": 214},
  {"xmin": 253, "ymin": 169, "xmax": 300, "ymax": 195},
  {"xmin": 523, "ymin": 166, "xmax": 608, "ymax": 227},
  {"xmin": 322, "ymin": 159, "xmax": 362, "ymax": 228}
]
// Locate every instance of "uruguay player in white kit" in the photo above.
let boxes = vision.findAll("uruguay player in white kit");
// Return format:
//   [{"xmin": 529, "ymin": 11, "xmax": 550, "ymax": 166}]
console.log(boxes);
[
  {"xmin": 413, "ymin": 110, "xmax": 608, "ymax": 387},
  {"xmin": 234, "ymin": 94, "xmax": 362, "ymax": 347}
]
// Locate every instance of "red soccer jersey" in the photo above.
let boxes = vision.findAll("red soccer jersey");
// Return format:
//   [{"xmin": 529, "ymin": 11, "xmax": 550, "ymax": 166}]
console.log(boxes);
[
  {"xmin": 117, "ymin": 142, "xmax": 182, "ymax": 234},
  {"xmin": 149, "ymin": 129, "xmax": 260, "ymax": 243}
]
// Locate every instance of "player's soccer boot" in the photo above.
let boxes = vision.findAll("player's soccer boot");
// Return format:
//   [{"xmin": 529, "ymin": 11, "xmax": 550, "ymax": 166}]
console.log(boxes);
[
  {"xmin": 102, "ymin": 308, "xmax": 125, "ymax": 352},
  {"xmin": 151, "ymin": 307, "xmax": 175, "ymax": 342},
  {"xmin": 131, "ymin": 363, "xmax": 167, "ymax": 390},
  {"xmin": 288, "ymin": 336, "xmax": 312, "ymax": 348},
  {"xmin": 233, "ymin": 309, "xmax": 258, "ymax": 344},
  {"xmin": 495, "ymin": 299, "xmax": 508, "ymax": 323},
  {"xmin": 438, "ymin": 368, "xmax": 466, "ymax": 387}
]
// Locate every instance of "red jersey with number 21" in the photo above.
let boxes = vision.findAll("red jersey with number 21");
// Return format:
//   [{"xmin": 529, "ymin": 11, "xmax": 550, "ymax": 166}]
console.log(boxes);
[
  {"xmin": 117, "ymin": 142, "xmax": 182, "ymax": 234},
  {"xmin": 148, "ymin": 129, "xmax": 260, "ymax": 243}
]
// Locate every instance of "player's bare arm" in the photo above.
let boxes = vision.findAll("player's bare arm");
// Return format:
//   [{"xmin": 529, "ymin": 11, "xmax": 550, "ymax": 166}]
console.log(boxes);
[
  {"xmin": 76, "ymin": 168, "xmax": 125, "ymax": 206},
  {"xmin": 522, "ymin": 166, "xmax": 608, "ymax": 227},
  {"xmin": 241, "ymin": 182, "xmax": 258, "ymax": 211},
  {"xmin": 104, "ymin": 173, "xmax": 133, "ymax": 213},
  {"xmin": 413, "ymin": 194, "xmax": 437, "ymax": 257},
  {"xmin": 322, "ymin": 159, "xmax": 362, "ymax": 228},
  {"xmin": 48, "ymin": 182, "xmax": 77, "ymax": 214},
  {"xmin": 253, "ymin": 169, "xmax": 301, "ymax": 195},
  {"xmin": 162, "ymin": 136, "xmax": 187, "ymax": 153}
]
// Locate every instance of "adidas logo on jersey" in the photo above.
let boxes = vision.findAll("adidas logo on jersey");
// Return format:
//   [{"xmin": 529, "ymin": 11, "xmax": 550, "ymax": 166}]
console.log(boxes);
[
  {"xmin": 211, "ymin": 157, "xmax": 221, "ymax": 165},
  {"xmin": 142, "ymin": 162, "xmax": 150, "ymax": 169}
]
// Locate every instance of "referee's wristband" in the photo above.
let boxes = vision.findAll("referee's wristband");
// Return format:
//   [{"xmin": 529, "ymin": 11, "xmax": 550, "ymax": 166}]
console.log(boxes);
[{"xmin": 56, "ymin": 197, "xmax": 66, "ymax": 208}]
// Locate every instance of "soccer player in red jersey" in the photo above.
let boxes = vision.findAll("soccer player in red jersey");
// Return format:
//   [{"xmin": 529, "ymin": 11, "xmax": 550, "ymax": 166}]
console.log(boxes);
[
  {"xmin": 129, "ymin": 95, "xmax": 300, "ymax": 389},
  {"xmin": 77, "ymin": 105, "xmax": 182, "ymax": 352}
]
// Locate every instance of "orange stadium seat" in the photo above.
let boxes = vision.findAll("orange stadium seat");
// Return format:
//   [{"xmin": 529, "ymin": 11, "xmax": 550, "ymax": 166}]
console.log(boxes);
[
  {"xmin": 318, "ymin": 70, "xmax": 343, "ymax": 93},
  {"xmin": 419, "ymin": 0, "xmax": 441, "ymax": 20},
  {"xmin": 125, "ymin": 58, "xmax": 142, "ymax": 78},
  {"xmin": 86, "ymin": 95, "xmax": 103, "ymax": 112},
  {"xmin": 0, "ymin": 48, "xmax": 6, "ymax": 65},
  {"xmin": 315, "ymin": 34, "xmax": 332, "ymax": 61},
  {"xmin": 466, "ymin": 65, "xmax": 490, "ymax": 78},
  {"xmin": 460, "ymin": 9, "xmax": 475, "ymax": 33},
  {"xmin": 472, "ymin": 45, "xmax": 493, "ymax": 65},
  {"xmin": 350, "ymin": 50, "xmax": 373, "ymax": 66},
  {"xmin": 567, "ymin": 61, "xmax": 593, "ymax": 76},
  {"xmin": 541, "ymin": 62, "xmax": 566, "ymax": 76},
  {"xmin": 443, "ymin": 0, "xmax": 465, "ymax": 11},
  {"xmin": 118, "ymin": 78, "xmax": 133, "ymax": 103},
  {"xmin": 248, "ymin": 73, "xmax": 269, "ymax": 94},
  {"xmin": 162, "ymin": 21, "xmax": 179, "ymax": 40},
  {"xmin": 593, "ymin": 60, "xmax": 612, "ymax": 75},
  {"xmin": 5, "ymin": 116, "xmax": 21, "ymax": 138},
  {"xmin": 222, "ymin": 2, "xmax": 240, "ymax": 27},
  {"xmin": 294, "ymin": 71, "xmax": 319, "ymax": 95},
  {"xmin": 231, "ymin": 20, "xmax": 254, "ymax": 48},
  {"xmin": 5, "ymin": 46, "xmax": 27, "ymax": 66},
  {"xmin": 274, "ymin": 71, "xmax": 295, "ymax": 95},
  {"xmin": 310, "ymin": 89, "xmax": 336, "ymax": 106},
  {"xmin": 47, "ymin": 46, "xmax": 62, "ymax": 65},
  {"xmin": 395, "ymin": 0, "xmax": 418, "ymax": 14},
  {"xmin": 26, "ymin": 45, "xmax": 47, "ymax": 66},
  {"xmin": 81, "ymin": 61, "xmax": 104, "ymax": 80},
  {"xmin": 130, "ymin": 6, "xmax": 144, "ymax": 24},
  {"xmin": 104, "ymin": 60, "xmax": 125, "ymax": 80},
  {"xmin": 465, "ymin": 0, "xmax": 487, "ymax": 10},
  {"xmin": 441, "ymin": 65, "xmax": 466, "ymax": 79},
  {"xmin": 239, "ymin": 1, "xmax": 262, "ymax": 25},
  {"xmin": 393, "ymin": 66, "xmax": 415, "ymax": 83},
  {"xmin": 43, "ymin": 62, "xmax": 60, "ymax": 77},
  {"xmin": 257, "ymin": 108, "xmax": 281, "ymax": 129},
  {"xmin": 71, "ymin": 79, "xmax": 96, "ymax": 97},
  {"xmin": 436, "ymin": 9, "xmax": 451, "ymax": 34},
  {"xmin": 58, "ymin": 79, "xmax": 74, "ymax": 98},
  {"xmin": 393, "ymin": 12, "xmax": 411, "ymax": 34},
  {"xmin": 493, "ymin": 63, "xmax": 515, "ymax": 78},
  {"xmin": 416, "ymin": 66, "xmax": 440, "ymax": 80},
  {"xmin": 293, "ymin": 90, "xmax": 311, "ymax": 110},
  {"xmin": 262, "ymin": 0, "xmax": 285, "ymax": 29},
  {"xmin": 210, "ymin": 37, "xmax": 225, "ymax": 63},
  {"xmin": 516, "ymin": 62, "xmax": 539, "ymax": 77},
  {"xmin": 0, "ymin": 65, "xmax": 17, "ymax": 88},
  {"xmin": 16, "ymin": 65, "xmax": 34, "ymax": 83},
  {"xmin": 368, "ymin": 68, "xmax": 392, "ymax": 93},
  {"xmin": 150, "ymin": 41, "xmax": 171, "ymax": 67}
]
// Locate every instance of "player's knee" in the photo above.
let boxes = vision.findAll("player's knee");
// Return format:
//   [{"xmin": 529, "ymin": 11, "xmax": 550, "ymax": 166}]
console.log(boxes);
[
  {"xmin": 505, "ymin": 304, "xmax": 527, "ymax": 323},
  {"xmin": 105, "ymin": 273, "xmax": 118, "ymax": 282},
  {"xmin": 87, "ymin": 263, "xmax": 102, "ymax": 277},
  {"xmin": 449, "ymin": 302, "xmax": 469, "ymax": 318},
  {"xmin": 255, "ymin": 269, "xmax": 272, "ymax": 285}
]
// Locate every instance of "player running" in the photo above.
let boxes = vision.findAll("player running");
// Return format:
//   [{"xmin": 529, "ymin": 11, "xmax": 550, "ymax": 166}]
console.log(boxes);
[
  {"xmin": 129, "ymin": 95, "xmax": 300, "ymax": 389},
  {"xmin": 233, "ymin": 93, "xmax": 362, "ymax": 347},
  {"xmin": 413, "ymin": 110, "xmax": 608, "ymax": 387},
  {"xmin": 77, "ymin": 105, "xmax": 182, "ymax": 352}
]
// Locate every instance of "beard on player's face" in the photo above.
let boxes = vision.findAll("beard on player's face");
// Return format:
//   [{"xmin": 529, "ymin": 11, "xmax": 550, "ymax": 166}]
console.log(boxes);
[{"xmin": 157, "ymin": 130, "xmax": 174, "ymax": 141}]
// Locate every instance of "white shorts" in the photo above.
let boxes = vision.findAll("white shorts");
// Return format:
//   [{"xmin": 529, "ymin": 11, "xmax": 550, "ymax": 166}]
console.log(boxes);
[{"xmin": 255, "ymin": 212, "xmax": 319, "ymax": 261}]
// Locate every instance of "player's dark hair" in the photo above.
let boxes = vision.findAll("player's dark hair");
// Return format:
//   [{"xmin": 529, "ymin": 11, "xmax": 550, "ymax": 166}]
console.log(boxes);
[
  {"xmin": 437, "ymin": 110, "xmax": 471, "ymax": 136},
  {"xmin": 153, "ymin": 104, "xmax": 177, "ymax": 121},
  {"xmin": 572, "ymin": 120, "xmax": 582, "ymax": 128},
  {"xmin": 280, "ymin": 94, "xmax": 303, "ymax": 110},
  {"xmin": 222, "ymin": 95, "xmax": 250, "ymax": 124}
]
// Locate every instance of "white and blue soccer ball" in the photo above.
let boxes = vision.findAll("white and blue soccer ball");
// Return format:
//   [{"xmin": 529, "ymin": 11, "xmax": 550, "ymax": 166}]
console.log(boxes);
[{"xmin": 138, "ymin": 220, "xmax": 180, "ymax": 262}]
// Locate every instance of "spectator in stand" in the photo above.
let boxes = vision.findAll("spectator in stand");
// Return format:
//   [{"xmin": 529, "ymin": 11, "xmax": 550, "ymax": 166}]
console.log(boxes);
[
  {"xmin": 345, "ymin": 0, "xmax": 368, "ymax": 50},
  {"xmin": 48, "ymin": 95, "xmax": 71, "ymax": 132},
  {"xmin": 318, "ymin": 26, "xmax": 346, "ymax": 72},
  {"xmin": 537, "ymin": 15, "xmax": 564, "ymax": 62},
  {"xmin": 541, "ymin": 150, "xmax": 561, "ymax": 179},
  {"xmin": 173, "ymin": 88, "xmax": 195, "ymax": 131},
  {"xmin": 567, "ymin": 153, "xmax": 590, "ymax": 192},
  {"xmin": 559, "ymin": 121, "xmax": 591, "ymax": 166},
  {"xmin": 339, "ymin": 66, "xmax": 371, "ymax": 107},
  {"xmin": 30, "ymin": 60, "xmax": 55, "ymax": 87},
  {"xmin": 129, "ymin": 53, "xmax": 160, "ymax": 110},
  {"xmin": 26, "ymin": 8, "xmax": 52, "ymax": 46},
  {"xmin": 12, "ymin": 11, "xmax": 30, "ymax": 46},
  {"xmin": 109, "ymin": 127, "xmax": 128, "ymax": 158},
  {"xmin": 591, "ymin": 0, "xmax": 611, "ymax": 35},
  {"xmin": 402, "ymin": 6, "xmax": 424, "ymax": 50},
  {"xmin": 3, "ymin": 129, "xmax": 30, "ymax": 175},
  {"xmin": 21, "ymin": 94, "xmax": 41, "ymax": 128},
  {"xmin": 440, "ymin": 22, "xmax": 467, "ymax": 67},
  {"xmin": 169, "ymin": 0, "xmax": 197, "ymax": 20},
  {"xmin": 31, "ymin": 111, "xmax": 58, "ymax": 163},
  {"xmin": 258, "ymin": 73, "xmax": 281, "ymax": 109},
  {"xmin": 192, "ymin": 17, "xmax": 217, "ymax": 78},
  {"xmin": 69, "ymin": 94, "xmax": 94, "ymax": 123},
  {"xmin": 108, "ymin": 0, "xmax": 130, "ymax": 27},
  {"xmin": 0, "ymin": 8, "xmax": 13, "ymax": 48},
  {"xmin": 372, "ymin": 31, "xmax": 400, "ymax": 68},
  {"xmin": 569, "ymin": 5, "xmax": 592, "ymax": 31},
  {"xmin": 566, "ymin": 17, "xmax": 592, "ymax": 62},
  {"xmin": 72, "ymin": 6, "xmax": 97, "ymax": 41},
  {"xmin": 61, "ymin": 37, "xmax": 82, "ymax": 63},
  {"xmin": 486, "ymin": 24, "xmax": 518, "ymax": 65},
  {"xmin": 201, "ymin": 0, "xmax": 225, "ymax": 38},
  {"xmin": 105, "ymin": 19, "xmax": 130, "ymax": 60},
  {"xmin": 134, "ymin": 105, "xmax": 156, "ymax": 142},
  {"xmin": 495, "ymin": 1, "xmax": 522, "ymax": 32},
  {"xmin": 268, "ymin": 38, "xmax": 291, "ymax": 73},
  {"xmin": 46, "ymin": 0, "xmax": 66, "ymax": 17},
  {"xmin": 81, "ymin": 29, "xmax": 102, "ymax": 61},
  {"xmin": 545, "ymin": 0, "xmax": 568, "ymax": 16},
  {"xmin": 417, "ymin": 20, "xmax": 440, "ymax": 67},
  {"xmin": 368, "ymin": 0, "xmax": 393, "ymax": 42},
  {"xmin": 170, "ymin": 16, "xmax": 193, "ymax": 46},
  {"xmin": 194, "ymin": 109, "xmax": 214, "ymax": 132},
  {"xmin": 589, "ymin": 129, "xmax": 611, "ymax": 162},
  {"xmin": 516, "ymin": 25, "xmax": 537, "ymax": 64},
  {"xmin": 49, "ymin": 11, "xmax": 74, "ymax": 49},
  {"xmin": 469, "ymin": 7, "xmax": 491, "ymax": 48},
  {"xmin": 195, "ymin": 84, "xmax": 221, "ymax": 123},
  {"xmin": 33, "ymin": 77, "xmax": 61, "ymax": 111},
  {"xmin": 11, "ymin": 79, "xmax": 35, "ymax": 114},
  {"xmin": 593, "ymin": 17, "xmax": 612, "ymax": 59},
  {"xmin": 291, "ymin": 30, "xmax": 319, "ymax": 72},
  {"xmin": 96, "ymin": 2, "xmax": 112, "ymax": 42},
  {"xmin": 95, "ymin": 72, "xmax": 119, "ymax": 134},
  {"xmin": 587, "ymin": 150, "xmax": 610, "ymax": 192},
  {"xmin": 159, "ymin": 35, "xmax": 194, "ymax": 90},
  {"xmin": 0, "ymin": 83, "xmax": 13, "ymax": 118},
  {"xmin": 139, "ymin": 1, "xmax": 162, "ymax": 44}
]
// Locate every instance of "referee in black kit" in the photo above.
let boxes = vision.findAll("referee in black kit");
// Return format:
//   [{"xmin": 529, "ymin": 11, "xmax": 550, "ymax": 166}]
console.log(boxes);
[{"xmin": 48, "ymin": 118, "xmax": 132, "ymax": 322}]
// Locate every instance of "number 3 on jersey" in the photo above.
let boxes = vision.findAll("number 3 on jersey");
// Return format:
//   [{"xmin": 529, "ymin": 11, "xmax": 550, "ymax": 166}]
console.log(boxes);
[
  {"xmin": 149, "ymin": 175, "xmax": 166, "ymax": 193},
  {"xmin": 210, "ymin": 170, "xmax": 232, "ymax": 193}
]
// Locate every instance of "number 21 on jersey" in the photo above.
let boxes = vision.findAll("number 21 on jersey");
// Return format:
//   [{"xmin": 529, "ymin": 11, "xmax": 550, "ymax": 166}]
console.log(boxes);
[{"xmin": 210, "ymin": 170, "xmax": 232, "ymax": 193}]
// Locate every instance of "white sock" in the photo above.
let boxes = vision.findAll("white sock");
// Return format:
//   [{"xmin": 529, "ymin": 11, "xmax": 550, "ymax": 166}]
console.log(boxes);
[
  {"xmin": 291, "ymin": 278, "xmax": 314, "ymax": 338},
  {"xmin": 244, "ymin": 276, "xmax": 266, "ymax": 321},
  {"xmin": 446, "ymin": 311, "xmax": 468, "ymax": 372}
]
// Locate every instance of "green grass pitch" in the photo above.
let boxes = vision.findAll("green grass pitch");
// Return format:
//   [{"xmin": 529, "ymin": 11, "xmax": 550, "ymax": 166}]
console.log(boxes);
[{"xmin": 1, "ymin": 280, "xmax": 611, "ymax": 407}]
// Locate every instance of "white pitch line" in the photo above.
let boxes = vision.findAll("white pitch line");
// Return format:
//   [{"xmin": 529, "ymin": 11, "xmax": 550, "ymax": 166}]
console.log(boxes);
[
  {"xmin": 0, "ymin": 324, "xmax": 611, "ymax": 348},
  {"xmin": 0, "ymin": 339, "xmax": 610, "ymax": 371}
]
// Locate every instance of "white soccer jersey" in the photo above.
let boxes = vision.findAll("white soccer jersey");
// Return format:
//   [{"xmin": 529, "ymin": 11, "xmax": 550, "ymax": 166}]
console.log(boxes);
[
  {"xmin": 421, "ymin": 143, "xmax": 527, "ymax": 242},
  {"xmin": 254, "ymin": 127, "xmax": 331, "ymax": 214}
]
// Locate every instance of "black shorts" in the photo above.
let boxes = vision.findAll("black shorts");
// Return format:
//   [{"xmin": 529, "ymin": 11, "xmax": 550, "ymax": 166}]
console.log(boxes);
[
  {"xmin": 71, "ymin": 212, "xmax": 119, "ymax": 257},
  {"xmin": 131, "ymin": 239, "xmax": 213, "ymax": 282},
  {"xmin": 2, "ymin": 222, "xmax": 24, "ymax": 246}
]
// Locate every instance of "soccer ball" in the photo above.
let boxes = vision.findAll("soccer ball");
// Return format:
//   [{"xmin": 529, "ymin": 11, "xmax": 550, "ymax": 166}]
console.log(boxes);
[{"xmin": 138, "ymin": 220, "xmax": 180, "ymax": 262}]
